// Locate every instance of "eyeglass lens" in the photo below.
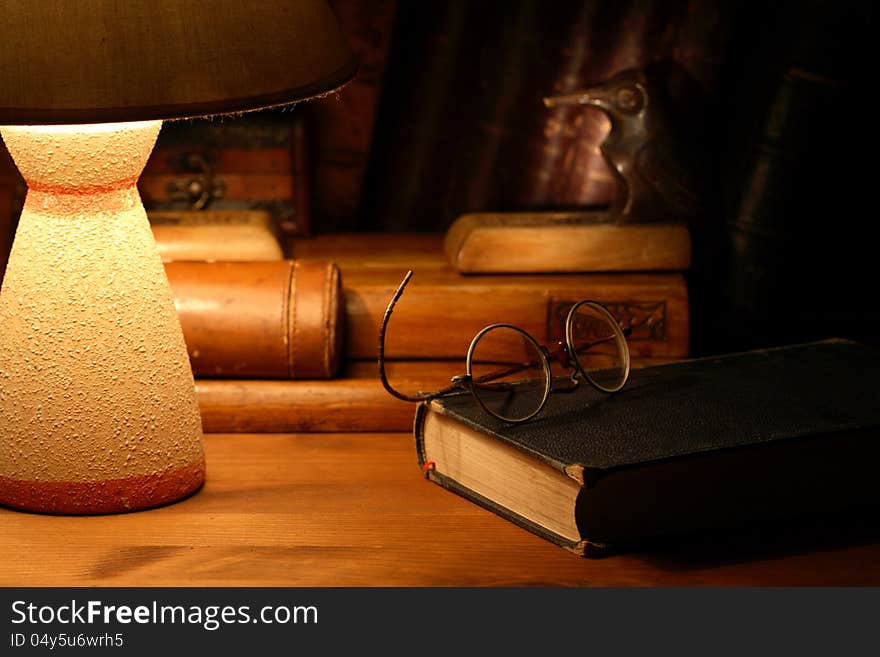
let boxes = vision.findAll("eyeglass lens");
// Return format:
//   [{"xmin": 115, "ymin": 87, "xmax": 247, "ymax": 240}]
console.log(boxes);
[
  {"xmin": 567, "ymin": 301, "xmax": 629, "ymax": 392},
  {"xmin": 467, "ymin": 325, "xmax": 549, "ymax": 422}
]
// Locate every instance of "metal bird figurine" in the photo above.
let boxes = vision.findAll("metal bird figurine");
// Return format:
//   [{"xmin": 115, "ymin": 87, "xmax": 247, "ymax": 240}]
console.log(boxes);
[{"xmin": 545, "ymin": 67, "xmax": 705, "ymax": 224}]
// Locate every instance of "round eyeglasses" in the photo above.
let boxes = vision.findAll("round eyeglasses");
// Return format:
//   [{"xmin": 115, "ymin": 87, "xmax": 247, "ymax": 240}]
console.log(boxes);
[{"xmin": 378, "ymin": 271, "xmax": 631, "ymax": 423}]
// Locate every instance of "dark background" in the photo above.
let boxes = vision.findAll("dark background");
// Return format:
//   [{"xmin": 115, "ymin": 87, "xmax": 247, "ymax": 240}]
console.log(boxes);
[
  {"xmin": 1, "ymin": 0, "xmax": 876, "ymax": 358},
  {"xmin": 348, "ymin": 0, "xmax": 877, "ymax": 357}
]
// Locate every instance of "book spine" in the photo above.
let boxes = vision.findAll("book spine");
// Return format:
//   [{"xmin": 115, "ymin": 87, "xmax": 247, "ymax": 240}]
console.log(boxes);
[
  {"xmin": 444, "ymin": 212, "xmax": 692, "ymax": 273},
  {"xmin": 165, "ymin": 260, "xmax": 343, "ymax": 380},
  {"xmin": 342, "ymin": 269, "xmax": 689, "ymax": 360},
  {"xmin": 711, "ymin": 1, "xmax": 872, "ymax": 352}
]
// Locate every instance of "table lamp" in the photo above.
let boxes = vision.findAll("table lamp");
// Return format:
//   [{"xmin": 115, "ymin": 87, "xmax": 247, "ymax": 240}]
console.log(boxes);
[{"xmin": 0, "ymin": 1, "xmax": 355, "ymax": 514}]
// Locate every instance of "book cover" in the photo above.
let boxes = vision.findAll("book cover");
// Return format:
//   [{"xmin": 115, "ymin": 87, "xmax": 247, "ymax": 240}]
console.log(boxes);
[{"xmin": 415, "ymin": 339, "xmax": 880, "ymax": 556}]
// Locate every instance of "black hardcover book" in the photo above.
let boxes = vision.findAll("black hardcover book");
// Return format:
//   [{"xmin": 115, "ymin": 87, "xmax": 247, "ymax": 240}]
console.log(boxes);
[{"xmin": 414, "ymin": 339, "xmax": 880, "ymax": 556}]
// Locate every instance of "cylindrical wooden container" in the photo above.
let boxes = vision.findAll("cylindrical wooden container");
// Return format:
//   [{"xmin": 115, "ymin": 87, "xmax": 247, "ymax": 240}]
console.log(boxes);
[{"xmin": 165, "ymin": 260, "xmax": 343, "ymax": 379}]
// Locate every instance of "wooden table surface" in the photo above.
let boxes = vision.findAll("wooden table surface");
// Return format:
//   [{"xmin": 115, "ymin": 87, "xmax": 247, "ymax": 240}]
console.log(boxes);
[{"xmin": 2, "ymin": 433, "xmax": 878, "ymax": 587}]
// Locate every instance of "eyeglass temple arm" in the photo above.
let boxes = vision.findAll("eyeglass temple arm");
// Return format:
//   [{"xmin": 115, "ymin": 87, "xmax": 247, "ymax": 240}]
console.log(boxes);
[
  {"xmin": 378, "ymin": 271, "xmax": 422, "ymax": 402},
  {"xmin": 378, "ymin": 270, "xmax": 464, "ymax": 403}
]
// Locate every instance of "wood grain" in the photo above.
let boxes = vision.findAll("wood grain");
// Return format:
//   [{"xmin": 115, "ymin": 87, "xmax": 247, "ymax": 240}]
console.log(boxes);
[
  {"xmin": 150, "ymin": 210, "xmax": 283, "ymax": 262},
  {"xmin": 195, "ymin": 361, "xmax": 452, "ymax": 433},
  {"xmin": 340, "ymin": 266, "xmax": 689, "ymax": 360},
  {"xmin": 445, "ymin": 212, "xmax": 692, "ymax": 273},
  {"xmin": 1, "ymin": 433, "xmax": 877, "ymax": 586},
  {"xmin": 196, "ymin": 377, "xmax": 417, "ymax": 433},
  {"xmin": 291, "ymin": 232, "xmax": 449, "ymax": 270},
  {"xmin": 196, "ymin": 359, "xmax": 683, "ymax": 433}
]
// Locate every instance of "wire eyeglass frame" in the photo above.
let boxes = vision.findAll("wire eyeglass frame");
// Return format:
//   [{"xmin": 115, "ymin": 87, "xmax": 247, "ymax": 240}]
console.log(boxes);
[{"xmin": 378, "ymin": 270, "xmax": 631, "ymax": 423}]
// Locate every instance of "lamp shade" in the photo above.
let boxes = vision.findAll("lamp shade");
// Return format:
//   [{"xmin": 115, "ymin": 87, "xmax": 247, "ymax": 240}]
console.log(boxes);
[{"xmin": 0, "ymin": 0, "xmax": 356, "ymax": 124}]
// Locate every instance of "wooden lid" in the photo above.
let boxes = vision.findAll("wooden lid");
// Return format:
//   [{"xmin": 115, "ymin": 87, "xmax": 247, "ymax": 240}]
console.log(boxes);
[{"xmin": 0, "ymin": 0, "xmax": 356, "ymax": 125}]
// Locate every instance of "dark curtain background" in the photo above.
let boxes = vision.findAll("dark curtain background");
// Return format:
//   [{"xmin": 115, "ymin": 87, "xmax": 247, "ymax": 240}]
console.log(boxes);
[{"xmin": 357, "ymin": 0, "xmax": 877, "ymax": 356}]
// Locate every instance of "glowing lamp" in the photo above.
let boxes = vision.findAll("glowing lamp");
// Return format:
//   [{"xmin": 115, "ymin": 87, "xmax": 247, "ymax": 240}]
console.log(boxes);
[{"xmin": 0, "ymin": 2, "xmax": 355, "ymax": 513}]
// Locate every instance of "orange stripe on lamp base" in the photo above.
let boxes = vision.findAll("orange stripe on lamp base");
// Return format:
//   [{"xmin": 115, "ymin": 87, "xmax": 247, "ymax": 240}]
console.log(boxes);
[{"xmin": 0, "ymin": 458, "xmax": 204, "ymax": 515}]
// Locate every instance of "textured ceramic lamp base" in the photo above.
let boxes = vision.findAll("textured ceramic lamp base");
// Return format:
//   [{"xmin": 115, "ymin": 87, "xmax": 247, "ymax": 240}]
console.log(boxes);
[{"xmin": 0, "ymin": 121, "xmax": 205, "ymax": 514}]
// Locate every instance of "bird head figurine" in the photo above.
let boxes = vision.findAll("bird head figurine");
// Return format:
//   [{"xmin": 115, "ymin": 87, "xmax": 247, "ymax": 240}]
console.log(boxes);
[
  {"xmin": 548, "ymin": 69, "xmax": 649, "ymax": 125},
  {"xmin": 545, "ymin": 67, "xmax": 705, "ymax": 225}
]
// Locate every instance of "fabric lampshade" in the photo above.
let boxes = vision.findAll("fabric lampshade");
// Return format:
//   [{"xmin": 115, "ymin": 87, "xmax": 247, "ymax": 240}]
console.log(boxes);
[{"xmin": 0, "ymin": 0, "xmax": 356, "ymax": 124}]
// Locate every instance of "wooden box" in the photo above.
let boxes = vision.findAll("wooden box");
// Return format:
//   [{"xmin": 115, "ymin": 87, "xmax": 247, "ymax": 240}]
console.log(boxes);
[{"xmin": 139, "ymin": 110, "xmax": 311, "ymax": 238}]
